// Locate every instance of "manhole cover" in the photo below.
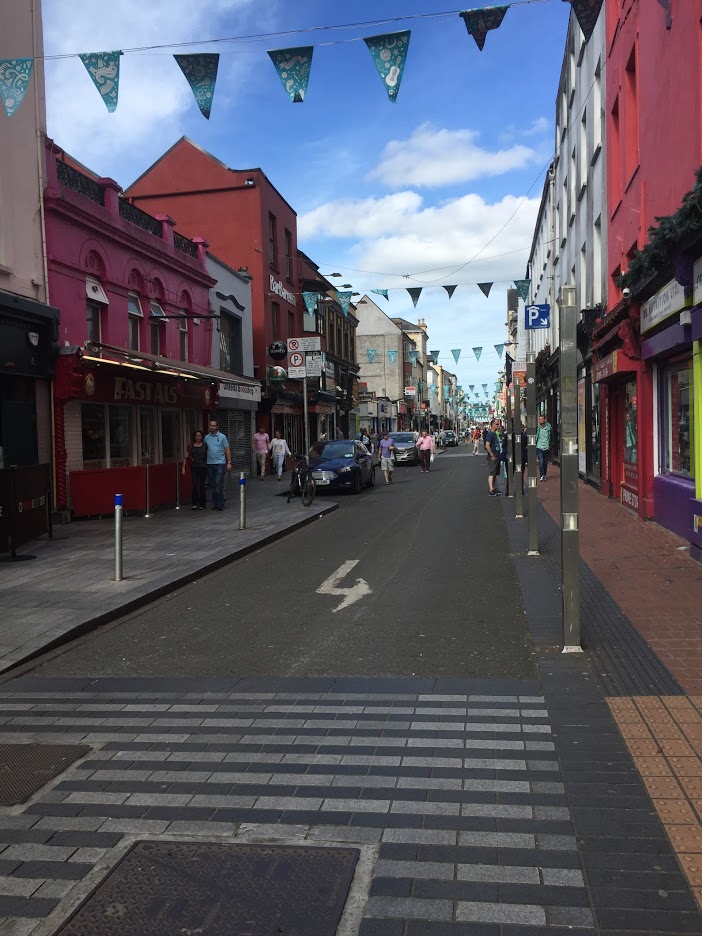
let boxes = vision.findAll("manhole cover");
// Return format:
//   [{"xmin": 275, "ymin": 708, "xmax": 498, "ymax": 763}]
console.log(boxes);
[
  {"xmin": 0, "ymin": 744, "xmax": 90, "ymax": 806},
  {"xmin": 56, "ymin": 841, "xmax": 360, "ymax": 936}
]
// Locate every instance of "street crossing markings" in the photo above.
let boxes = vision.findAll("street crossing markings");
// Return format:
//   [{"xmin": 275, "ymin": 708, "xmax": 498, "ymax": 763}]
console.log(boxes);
[{"xmin": 316, "ymin": 559, "xmax": 371, "ymax": 613}]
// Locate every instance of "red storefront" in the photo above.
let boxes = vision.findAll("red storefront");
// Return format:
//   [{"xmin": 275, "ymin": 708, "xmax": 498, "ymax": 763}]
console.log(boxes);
[{"xmin": 55, "ymin": 352, "xmax": 216, "ymax": 517}]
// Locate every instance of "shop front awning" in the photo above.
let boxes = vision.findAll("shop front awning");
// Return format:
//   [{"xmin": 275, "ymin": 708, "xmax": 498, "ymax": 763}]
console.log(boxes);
[{"xmin": 592, "ymin": 350, "xmax": 638, "ymax": 383}]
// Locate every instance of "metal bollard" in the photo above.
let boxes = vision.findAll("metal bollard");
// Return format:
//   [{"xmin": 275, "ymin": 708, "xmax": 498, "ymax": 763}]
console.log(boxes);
[
  {"xmin": 114, "ymin": 493, "xmax": 124, "ymax": 581},
  {"xmin": 239, "ymin": 471, "xmax": 246, "ymax": 530},
  {"xmin": 144, "ymin": 463, "xmax": 153, "ymax": 518},
  {"xmin": 175, "ymin": 460, "xmax": 181, "ymax": 510}
]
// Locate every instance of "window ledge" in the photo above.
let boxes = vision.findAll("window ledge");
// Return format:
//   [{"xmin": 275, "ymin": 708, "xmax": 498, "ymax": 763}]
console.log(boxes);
[
  {"xmin": 590, "ymin": 142, "xmax": 602, "ymax": 166},
  {"xmin": 610, "ymin": 198, "xmax": 623, "ymax": 220},
  {"xmin": 577, "ymin": 182, "xmax": 587, "ymax": 202},
  {"xmin": 624, "ymin": 163, "xmax": 640, "ymax": 193}
]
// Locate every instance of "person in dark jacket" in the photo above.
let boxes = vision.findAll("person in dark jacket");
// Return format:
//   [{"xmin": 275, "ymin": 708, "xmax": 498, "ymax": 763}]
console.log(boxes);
[{"xmin": 182, "ymin": 430, "xmax": 208, "ymax": 510}]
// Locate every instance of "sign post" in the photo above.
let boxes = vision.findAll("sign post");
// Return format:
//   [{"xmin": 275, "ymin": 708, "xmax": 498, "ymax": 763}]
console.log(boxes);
[
  {"xmin": 526, "ymin": 353, "xmax": 539, "ymax": 554},
  {"xmin": 559, "ymin": 285, "xmax": 582, "ymax": 652},
  {"xmin": 506, "ymin": 385, "xmax": 514, "ymax": 498},
  {"xmin": 289, "ymin": 338, "xmax": 322, "ymax": 459},
  {"xmin": 514, "ymin": 376, "xmax": 523, "ymax": 519},
  {"xmin": 114, "ymin": 493, "xmax": 124, "ymax": 582}
]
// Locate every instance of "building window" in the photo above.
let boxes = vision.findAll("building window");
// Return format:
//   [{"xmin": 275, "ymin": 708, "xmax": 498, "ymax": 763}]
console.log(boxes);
[
  {"xmin": 610, "ymin": 96, "xmax": 621, "ymax": 204},
  {"xmin": 81, "ymin": 402, "xmax": 106, "ymax": 468},
  {"xmin": 593, "ymin": 60, "xmax": 602, "ymax": 153},
  {"xmin": 268, "ymin": 213, "xmax": 278, "ymax": 268},
  {"xmin": 272, "ymin": 301, "xmax": 280, "ymax": 340},
  {"xmin": 109, "ymin": 405, "xmax": 132, "ymax": 467},
  {"xmin": 86, "ymin": 301, "xmax": 102, "ymax": 343},
  {"xmin": 150, "ymin": 301, "xmax": 166, "ymax": 355},
  {"xmin": 127, "ymin": 293, "xmax": 142, "ymax": 352},
  {"xmin": 579, "ymin": 111, "xmax": 587, "ymax": 192},
  {"xmin": 624, "ymin": 379, "xmax": 638, "ymax": 465},
  {"xmin": 662, "ymin": 360, "xmax": 693, "ymax": 477},
  {"xmin": 220, "ymin": 311, "xmax": 243, "ymax": 374},
  {"xmin": 139, "ymin": 406, "xmax": 156, "ymax": 465},
  {"xmin": 344, "ymin": 328, "xmax": 349, "ymax": 360},
  {"xmin": 161, "ymin": 410, "xmax": 180, "ymax": 462},
  {"xmin": 593, "ymin": 216, "xmax": 602, "ymax": 304},
  {"xmin": 81, "ymin": 403, "xmax": 132, "ymax": 468},
  {"xmin": 328, "ymin": 316, "xmax": 335, "ymax": 354},
  {"xmin": 288, "ymin": 310, "xmax": 295, "ymax": 338},
  {"xmin": 285, "ymin": 229, "xmax": 292, "ymax": 279},
  {"xmin": 179, "ymin": 315, "xmax": 188, "ymax": 361},
  {"xmin": 624, "ymin": 46, "xmax": 639, "ymax": 181}
]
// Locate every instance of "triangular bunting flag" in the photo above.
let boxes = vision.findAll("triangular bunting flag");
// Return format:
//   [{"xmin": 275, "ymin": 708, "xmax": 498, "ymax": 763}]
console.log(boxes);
[
  {"xmin": 443, "ymin": 386, "xmax": 450, "ymax": 400},
  {"xmin": 563, "ymin": 0, "xmax": 604, "ymax": 42},
  {"xmin": 473, "ymin": 347, "xmax": 483, "ymax": 362},
  {"xmin": 174, "ymin": 54, "xmax": 219, "ymax": 119},
  {"xmin": 409, "ymin": 350, "xmax": 419, "ymax": 365},
  {"xmin": 457, "ymin": 385, "xmax": 462, "ymax": 392},
  {"xmin": 469, "ymin": 385, "xmax": 475, "ymax": 392},
  {"xmin": 79, "ymin": 51, "xmax": 122, "ymax": 112},
  {"xmin": 364, "ymin": 31, "xmax": 411, "ymax": 102},
  {"xmin": 477, "ymin": 282, "xmax": 493, "ymax": 298},
  {"xmin": 388, "ymin": 350, "xmax": 398, "ymax": 364},
  {"xmin": 0, "ymin": 58, "xmax": 33, "ymax": 118},
  {"xmin": 430, "ymin": 350, "xmax": 440, "ymax": 364},
  {"xmin": 431, "ymin": 385, "xmax": 438, "ymax": 395},
  {"xmin": 459, "ymin": 6, "xmax": 509, "ymax": 51},
  {"xmin": 367, "ymin": 349, "xmax": 377, "ymax": 363},
  {"xmin": 338, "ymin": 291, "xmax": 352, "ymax": 317},
  {"xmin": 451, "ymin": 349, "xmax": 461, "ymax": 365},
  {"xmin": 494, "ymin": 343, "xmax": 505, "ymax": 358},
  {"xmin": 444, "ymin": 285, "xmax": 458, "ymax": 299},
  {"xmin": 407, "ymin": 287, "xmax": 422, "ymax": 307},
  {"xmin": 302, "ymin": 292, "xmax": 320, "ymax": 315},
  {"xmin": 371, "ymin": 289, "xmax": 389, "ymax": 300},
  {"xmin": 267, "ymin": 46, "xmax": 313, "ymax": 103},
  {"xmin": 514, "ymin": 279, "xmax": 531, "ymax": 302},
  {"xmin": 482, "ymin": 384, "xmax": 488, "ymax": 392}
]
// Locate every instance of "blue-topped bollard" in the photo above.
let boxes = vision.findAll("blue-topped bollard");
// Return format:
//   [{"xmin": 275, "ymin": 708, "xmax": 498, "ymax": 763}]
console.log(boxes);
[
  {"xmin": 114, "ymin": 493, "xmax": 124, "ymax": 581},
  {"xmin": 239, "ymin": 472, "xmax": 246, "ymax": 531}
]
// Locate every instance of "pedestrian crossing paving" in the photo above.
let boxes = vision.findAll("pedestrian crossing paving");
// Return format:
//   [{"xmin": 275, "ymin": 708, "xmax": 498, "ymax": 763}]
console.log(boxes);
[{"xmin": 0, "ymin": 686, "xmax": 594, "ymax": 933}]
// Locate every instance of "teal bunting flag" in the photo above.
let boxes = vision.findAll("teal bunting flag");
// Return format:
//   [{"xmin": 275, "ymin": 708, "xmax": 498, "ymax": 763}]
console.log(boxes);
[
  {"xmin": 429, "ymin": 350, "xmax": 439, "ymax": 364},
  {"xmin": 302, "ymin": 291, "xmax": 319, "ymax": 315},
  {"xmin": 444, "ymin": 285, "xmax": 457, "ymax": 299},
  {"xmin": 477, "ymin": 282, "xmax": 493, "ymax": 298},
  {"xmin": 338, "ymin": 291, "xmax": 352, "ymax": 317},
  {"xmin": 443, "ymin": 386, "xmax": 450, "ymax": 400},
  {"xmin": 409, "ymin": 350, "xmax": 419, "ymax": 365},
  {"xmin": 563, "ymin": 0, "xmax": 604, "ymax": 42},
  {"xmin": 451, "ymin": 349, "xmax": 461, "ymax": 365},
  {"xmin": 431, "ymin": 385, "xmax": 438, "ymax": 395},
  {"xmin": 406, "ymin": 287, "xmax": 422, "ymax": 307},
  {"xmin": 482, "ymin": 384, "xmax": 488, "ymax": 392},
  {"xmin": 268, "ymin": 46, "xmax": 313, "ymax": 102},
  {"xmin": 457, "ymin": 385, "xmax": 462, "ymax": 391},
  {"xmin": 473, "ymin": 347, "xmax": 482, "ymax": 362},
  {"xmin": 371, "ymin": 289, "xmax": 389, "ymax": 300},
  {"xmin": 79, "ymin": 51, "xmax": 122, "ymax": 112},
  {"xmin": 174, "ymin": 54, "xmax": 219, "ymax": 118},
  {"xmin": 367, "ymin": 348, "xmax": 377, "ymax": 363},
  {"xmin": 514, "ymin": 278, "xmax": 531, "ymax": 302},
  {"xmin": 364, "ymin": 31, "xmax": 411, "ymax": 102},
  {"xmin": 459, "ymin": 6, "xmax": 509, "ymax": 51},
  {"xmin": 494, "ymin": 343, "xmax": 505, "ymax": 358},
  {"xmin": 469, "ymin": 385, "xmax": 474, "ymax": 392},
  {"xmin": 388, "ymin": 350, "xmax": 398, "ymax": 364},
  {"xmin": 0, "ymin": 58, "xmax": 33, "ymax": 118}
]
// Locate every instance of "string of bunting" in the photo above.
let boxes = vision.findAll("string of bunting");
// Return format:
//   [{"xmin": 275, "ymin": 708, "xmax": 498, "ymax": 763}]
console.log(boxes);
[
  {"xmin": 362, "ymin": 280, "xmax": 531, "ymax": 307},
  {"xmin": 0, "ymin": 2, "xmax": 603, "ymax": 118}
]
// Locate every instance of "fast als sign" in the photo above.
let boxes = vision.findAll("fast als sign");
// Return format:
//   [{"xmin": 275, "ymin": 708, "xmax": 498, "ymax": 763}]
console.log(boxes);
[{"xmin": 525, "ymin": 304, "xmax": 550, "ymax": 330}]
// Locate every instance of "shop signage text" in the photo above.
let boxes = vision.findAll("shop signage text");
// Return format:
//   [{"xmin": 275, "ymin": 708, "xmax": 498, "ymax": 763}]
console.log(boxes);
[
  {"xmin": 621, "ymin": 486, "xmax": 639, "ymax": 512},
  {"xmin": 270, "ymin": 276, "xmax": 296, "ymax": 306},
  {"xmin": 288, "ymin": 337, "xmax": 320, "ymax": 353},
  {"xmin": 78, "ymin": 367, "xmax": 213, "ymax": 409},
  {"xmin": 593, "ymin": 351, "xmax": 618, "ymax": 383},
  {"xmin": 219, "ymin": 380, "xmax": 261, "ymax": 402},
  {"xmin": 694, "ymin": 257, "xmax": 702, "ymax": 307},
  {"xmin": 114, "ymin": 377, "xmax": 178, "ymax": 404},
  {"xmin": 404, "ymin": 386, "xmax": 416, "ymax": 396},
  {"xmin": 641, "ymin": 278, "xmax": 687, "ymax": 333}
]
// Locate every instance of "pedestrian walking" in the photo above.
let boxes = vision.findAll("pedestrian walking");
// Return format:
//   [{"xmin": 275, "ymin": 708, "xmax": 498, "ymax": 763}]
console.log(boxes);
[
  {"xmin": 536, "ymin": 414, "xmax": 553, "ymax": 481},
  {"xmin": 378, "ymin": 430, "xmax": 395, "ymax": 484},
  {"xmin": 336, "ymin": 426, "xmax": 344, "ymax": 439},
  {"xmin": 182, "ymin": 429, "xmax": 208, "ymax": 510},
  {"xmin": 204, "ymin": 419, "xmax": 231, "ymax": 511},
  {"xmin": 416, "ymin": 429, "xmax": 434, "ymax": 473},
  {"xmin": 472, "ymin": 426, "xmax": 481, "ymax": 455},
  {"xmin": 270, "ymin": 430, "xmax": 291, "ymax": 481},
  {"xmin": 253, "ymin": 425, "xmax": 270, "ymax": 480},
  {"xmin": 484, "ymin": 418, "xmax": 502, "ymax": 496}
]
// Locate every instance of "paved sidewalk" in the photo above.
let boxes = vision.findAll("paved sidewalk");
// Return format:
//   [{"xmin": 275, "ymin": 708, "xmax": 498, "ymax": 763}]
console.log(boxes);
[
  {"xmin": 538, "ymin": 467, "xmax": 702, "ymax": 693},
  {"xmin": 0, "ymin": 481, "xmax": 337, "ymax": 675}
]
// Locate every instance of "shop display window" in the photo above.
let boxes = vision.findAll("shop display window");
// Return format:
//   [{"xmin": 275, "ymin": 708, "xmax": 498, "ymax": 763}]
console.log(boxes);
[
  {"xmin": 662, "ymin": 360, "xmax": 693, "ymax": 478},
  {"xmin": 81, "ymin": 403, "xmax": 105, "ymax": 468},
  {"xmin": 623, "ymin": 379, "xmax": 637, "ymax": 465},
  {"xmin": 161, "ymin": 410, "xmax": 180, "ymax": 462},
  {"xmin": 109, "ymin": 405, "xmax": 132, "ymax": 467},
  {"xmin": 139, "ymin": 407, "xmax": 155, "ymax": 465}
]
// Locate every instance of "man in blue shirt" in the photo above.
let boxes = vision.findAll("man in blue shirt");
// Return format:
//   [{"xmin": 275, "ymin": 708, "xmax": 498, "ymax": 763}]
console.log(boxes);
[
  {"xmin": 484, "ymin": 418, "xmax": 502, "ymax": 497},
  {"xmin": 203, "ymin": 419, "xmax": 231, "ymax": 511}
]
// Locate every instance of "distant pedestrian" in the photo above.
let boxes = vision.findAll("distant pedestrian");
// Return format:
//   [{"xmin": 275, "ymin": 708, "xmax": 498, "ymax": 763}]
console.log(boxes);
[
  {"xmin": 416, "ymin": 429, "xmax": 434, "ymax": 473},
  {"xmin": 336, "ymin": 426, "xmax": 344, "ymax": 439},
  {"xmin": 253, "ymin": 426, "xmax": 270, "ymax": 480},
  {"xmin": 183, "ymin": 429, "xmax": 208, "ymax": 510},
  {"xmin": 270, "ymin": 430, "xmax": 291, "ymax": 481},
  {"xmin": 360, "ymin": 427, "xmax": 371, "ymax": 448},
  {"xmin": 378, "ymin": 430, "xmax": 395, "ymax": 485},
  {"xmin": 472, "ymin": 426, "xmax": 481, "ymax": 455},
  {"xmin": 536, "ymin": 414, "xmax": 553, "ymax": 481},
  {"xmin": 484, "ymin": 418, "xmax": 502, "ymax": 497},
  {"xmin": 204, "ymin": 419, "xmax": 231, "ymax": 511}
]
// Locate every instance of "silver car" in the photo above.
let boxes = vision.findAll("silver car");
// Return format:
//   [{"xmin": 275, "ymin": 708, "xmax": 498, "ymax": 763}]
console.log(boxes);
[{"xmin": 388, "ymin": 432, "xmax": 419, "ymax": 465}]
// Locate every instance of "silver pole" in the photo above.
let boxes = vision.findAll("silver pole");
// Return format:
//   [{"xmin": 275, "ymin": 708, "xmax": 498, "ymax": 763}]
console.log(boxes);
[
  {"xmin": 559, "ymin": 285, "xmax": 582, "ymax": 652},
  {"xmin": 114, "ymin": 493, "xmax": 123, "ymax": 581},
  {"xmin": 144, "ymin": 463, "xmax": 153, "ymax": 518},
  {"xmin": 526, "ymin": 348, "xmax": 539, "ymax": 555},
  {"xmin": 239, "ymin": 471, "xmax": 246, "ymax": 530},
  {"xmin": 302, "ymin": 370, "xmax": 310, "ymax": 458},
  {"xmin": 514, "ymin": 376, "xmax": 524, "ymax": 518},
  {"xmin": 175, "ymin": 460, "xmax": 181, "ymax": 509},
  {"xmin": 506, "ymin": 384, "xmax": 514, "ymax": 497}
]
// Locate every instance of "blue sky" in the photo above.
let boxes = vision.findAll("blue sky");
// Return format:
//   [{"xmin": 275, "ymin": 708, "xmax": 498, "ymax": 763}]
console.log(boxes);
[{"xmin": 42, "ymin": 0, "xmax": 571, "ymax": 392}]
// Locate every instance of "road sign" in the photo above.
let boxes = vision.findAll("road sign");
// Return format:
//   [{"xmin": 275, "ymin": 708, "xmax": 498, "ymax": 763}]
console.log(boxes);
[
  {"xmin": 288, "ymin": 350, "xmax": 306, "ymax": 378},
  {"xmin": 288, "ymin": 337, "xmax": 321, "ymax": 353},
  {"xmin": 289, "ymin": 352, "xmax": 304, "ymax": 368},
  {"xmin": 306, "ymin": 353, "xmax": 322, "ymax": 377},
  {"xmin": 525, "ymin": 304, "xmax": 550, "ymax": 330}
]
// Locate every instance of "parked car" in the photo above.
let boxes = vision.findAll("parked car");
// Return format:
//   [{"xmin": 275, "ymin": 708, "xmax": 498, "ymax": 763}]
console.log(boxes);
[
  {"xmin": 309, "ymin": 440, "xmax": 375, "ymax": 493},
  {"xmin": 388, "ymin": 431, "xmax": 419, "ymax": 465},
  {"xmin": 441, "ymin": 430, "xmax": 458, "ymax": 447}
]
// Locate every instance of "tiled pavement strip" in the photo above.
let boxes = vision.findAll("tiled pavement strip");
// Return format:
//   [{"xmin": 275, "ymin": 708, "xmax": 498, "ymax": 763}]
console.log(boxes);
[{"xmin": 0, "ymin": 678, "xmax": 699, "ymax": 936}]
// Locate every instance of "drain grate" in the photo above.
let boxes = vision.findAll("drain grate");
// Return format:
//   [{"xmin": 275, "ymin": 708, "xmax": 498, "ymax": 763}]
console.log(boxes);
[
  {"xmin": 0, "ymin": 744, "xmax": 90, "ymax": 806},
  {"xmin": 56, "ymin": 841, "xmax": 360, "ymax": 936}
]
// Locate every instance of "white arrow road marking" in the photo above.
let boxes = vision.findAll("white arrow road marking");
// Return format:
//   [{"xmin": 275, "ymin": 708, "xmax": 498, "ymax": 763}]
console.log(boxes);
[{"xmin": 316, "ymin": 559, "xmax": 372, "ymax": 613}]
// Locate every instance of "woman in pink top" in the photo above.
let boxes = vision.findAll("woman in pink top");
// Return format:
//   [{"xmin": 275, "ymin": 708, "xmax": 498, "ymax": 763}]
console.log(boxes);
[{"xmin": 416, "ymin": 429, "xmax": 434, "ymax": 473}]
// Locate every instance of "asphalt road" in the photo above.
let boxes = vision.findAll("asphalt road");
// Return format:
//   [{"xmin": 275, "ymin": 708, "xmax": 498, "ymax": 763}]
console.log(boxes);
[{"xmin": 28, "ymin": 447, "xmax": 537, "ymax": 679}]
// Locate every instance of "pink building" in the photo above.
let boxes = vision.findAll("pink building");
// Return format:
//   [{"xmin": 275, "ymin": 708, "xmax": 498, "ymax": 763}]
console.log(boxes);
[{"xmin": 44, "ymin": 140, "xmax": 217, "ymax": 516}]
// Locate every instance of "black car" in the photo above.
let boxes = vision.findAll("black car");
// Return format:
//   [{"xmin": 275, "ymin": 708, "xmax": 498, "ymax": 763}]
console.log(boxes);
[
  {"xmin": 442, "ymin": 430, "xmax": 458, "ymax": 447},
  {"xmin": 309, "ymin": 440, "xmax": 375, "ymax": 493},
  {"xmin": 388, "ymin": 431, "xmax": 419, "ymax": 465}
]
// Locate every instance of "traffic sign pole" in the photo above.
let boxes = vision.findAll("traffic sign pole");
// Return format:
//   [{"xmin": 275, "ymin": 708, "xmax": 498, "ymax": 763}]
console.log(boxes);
[
  {"xmin": 514, "ymin": 376, "xmax": 523, "ymax": 519},
  {"xmin": 526, "ymin": 350, "xmax": 539, "ymax": 555}
]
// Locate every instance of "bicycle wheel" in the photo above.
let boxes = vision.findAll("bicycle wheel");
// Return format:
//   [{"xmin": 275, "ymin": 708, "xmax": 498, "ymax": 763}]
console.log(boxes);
[
  {"xmin": 287, "ymin": 473, "xmax": 297, "ymax": 503},
  {"xmin": 301, "ymin": 476, "xmax": 316, "ymax": 506}
]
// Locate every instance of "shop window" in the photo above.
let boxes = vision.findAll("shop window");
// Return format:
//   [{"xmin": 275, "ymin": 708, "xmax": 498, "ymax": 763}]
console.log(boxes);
[
  {"xmin": 179, "ymin": 316, "xmax": 188, "ymax": 361},
  {"xmin": 589, "ymin": 380, "xmax": 601, "ymax": 478},
  {"xmin": 139, "ymin": 406, "xmax": 156, "ymax": 465},
  {"xmin": 127, "ymin": 294, "xmax": 142, "ymax": 352},
  {"xmin": 220, "ymin": 311, "xmax": 243, "ymax": 374},
  {"xmin": 624, "ymin": 379, "xmax": 638, "ymax": 465},
  {"xmin": 662, "ymin": 360, "xmax": 694, "ymax": 478},
  {"xmin": 86, "ymin": 301, "xmax": 102, "ymax": 343},
  {"xmin": 109, "ymin": 405, "xmax": 132, "ymax": 467},
  {"xmin": 161, "ymin": 410, "xmax": 180, "ymax": 463},
  {"xmin": 81, "ymin": 403, "xmax": 106, "ymax": 468}
]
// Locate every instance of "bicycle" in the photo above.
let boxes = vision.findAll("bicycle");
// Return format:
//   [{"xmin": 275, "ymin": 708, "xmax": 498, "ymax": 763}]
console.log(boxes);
[{"xmin": 287, "ymin": 454, "xmax": 316, "ymax": 506}]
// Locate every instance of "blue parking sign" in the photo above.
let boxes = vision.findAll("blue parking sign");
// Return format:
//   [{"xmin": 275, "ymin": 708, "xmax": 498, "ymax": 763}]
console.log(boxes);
[{"xmin": 525, "ymin": 304, "xmax": 550, "ymax": 330}]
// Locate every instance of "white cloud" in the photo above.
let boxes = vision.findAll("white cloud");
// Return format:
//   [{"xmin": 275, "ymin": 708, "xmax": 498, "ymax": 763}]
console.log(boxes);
[
  {"xmin": 42, "ymin": 0, "xmax": 261, "ymax": 180},
  {"xmin": 499, "ymin": 116, "xmax": 551, "ymax": 145},
  {"xmin": 367, "ymin": 123, "xmax": 541, "ymax": 189},
  {"xmin": 299, "ymin": 192, "xmax": 424, "ymax": 240}
]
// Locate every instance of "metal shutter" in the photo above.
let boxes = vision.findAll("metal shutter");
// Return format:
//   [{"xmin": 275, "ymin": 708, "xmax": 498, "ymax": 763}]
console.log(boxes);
[{"xmin": 211, "ymin": 409, "xmax": 251, "ymax": 476}]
